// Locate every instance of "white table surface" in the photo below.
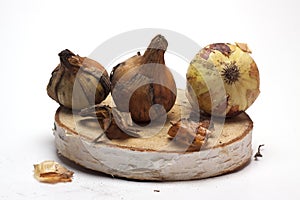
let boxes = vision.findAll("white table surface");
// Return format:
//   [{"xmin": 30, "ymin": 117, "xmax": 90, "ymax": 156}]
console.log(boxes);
[{"xmin": 1, "ymin": 0, "xmax": 299, "ymax": 199}]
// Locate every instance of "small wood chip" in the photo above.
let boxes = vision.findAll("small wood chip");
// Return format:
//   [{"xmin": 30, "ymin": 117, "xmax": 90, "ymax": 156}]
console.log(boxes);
[
  {"xmin": 34, "ymin": 160, "xmax": 74, "ymax": 183},
  {"xmin": 254, "ymin": 144, "xmax": 264, "ymax": 160}
]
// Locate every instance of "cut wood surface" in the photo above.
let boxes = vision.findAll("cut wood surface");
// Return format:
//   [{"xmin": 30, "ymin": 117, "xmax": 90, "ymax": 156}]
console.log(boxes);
[{"xmin": 53, "ymin": 90, "xmax": 253, "ymax": 180}]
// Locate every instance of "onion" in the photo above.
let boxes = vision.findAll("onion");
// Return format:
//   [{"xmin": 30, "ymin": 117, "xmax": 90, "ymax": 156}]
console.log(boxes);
[
  {"xmin": 47, "ymin": 49, "xmax": 110, "ymax": 110},
  {"xmin": 186, "ymin": 43, "xmax": 260, "ymax": 117},
  {"xmin": 110, "ymin": 35, "xmax": 177, "ymax": 122}
]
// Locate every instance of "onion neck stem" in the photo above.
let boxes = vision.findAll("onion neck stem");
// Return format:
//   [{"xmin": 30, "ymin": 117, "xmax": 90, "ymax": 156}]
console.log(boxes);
[
  {"xmin": 143, "ymin": 35, "xmax": 167, "ymax": 64},
  {"xmin": 59, "ymin": 49, "xmax": 76, "ymax": 69}
]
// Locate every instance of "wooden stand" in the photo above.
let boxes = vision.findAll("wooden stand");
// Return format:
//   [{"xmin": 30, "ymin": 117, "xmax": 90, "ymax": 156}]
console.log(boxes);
[{"xmin": 53, "ymin": 90, "xmax": 253, "ymax": 181}]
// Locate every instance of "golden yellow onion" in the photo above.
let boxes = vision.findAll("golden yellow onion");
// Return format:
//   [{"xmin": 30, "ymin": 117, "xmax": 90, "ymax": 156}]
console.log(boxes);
[{"xmin": 186, "ymin": 43, "xmax": 260, "ymax": 117}]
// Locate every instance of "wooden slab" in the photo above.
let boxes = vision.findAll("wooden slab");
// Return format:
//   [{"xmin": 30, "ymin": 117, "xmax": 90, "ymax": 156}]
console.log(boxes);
[{"xmin": 53, "ymin": 90, "xmax": 253, "ymax": 181}]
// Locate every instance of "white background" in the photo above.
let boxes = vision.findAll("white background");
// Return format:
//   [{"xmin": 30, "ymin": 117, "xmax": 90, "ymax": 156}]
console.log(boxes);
[{"xmin": 1, "ymin": 0, "xmax": 300, "ymax": 199}]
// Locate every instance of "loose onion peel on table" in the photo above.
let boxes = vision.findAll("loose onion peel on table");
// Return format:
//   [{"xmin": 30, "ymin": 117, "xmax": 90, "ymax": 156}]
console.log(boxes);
[{"xmin": 33, "ymin": 160, "xmax": 74, "ymax": 183}]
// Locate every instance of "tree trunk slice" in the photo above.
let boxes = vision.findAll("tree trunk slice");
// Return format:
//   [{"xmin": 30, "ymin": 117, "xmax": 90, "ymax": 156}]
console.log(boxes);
[{"xmin": 53, "ymin": 90, "xmax": 253, "ymax": 181}]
